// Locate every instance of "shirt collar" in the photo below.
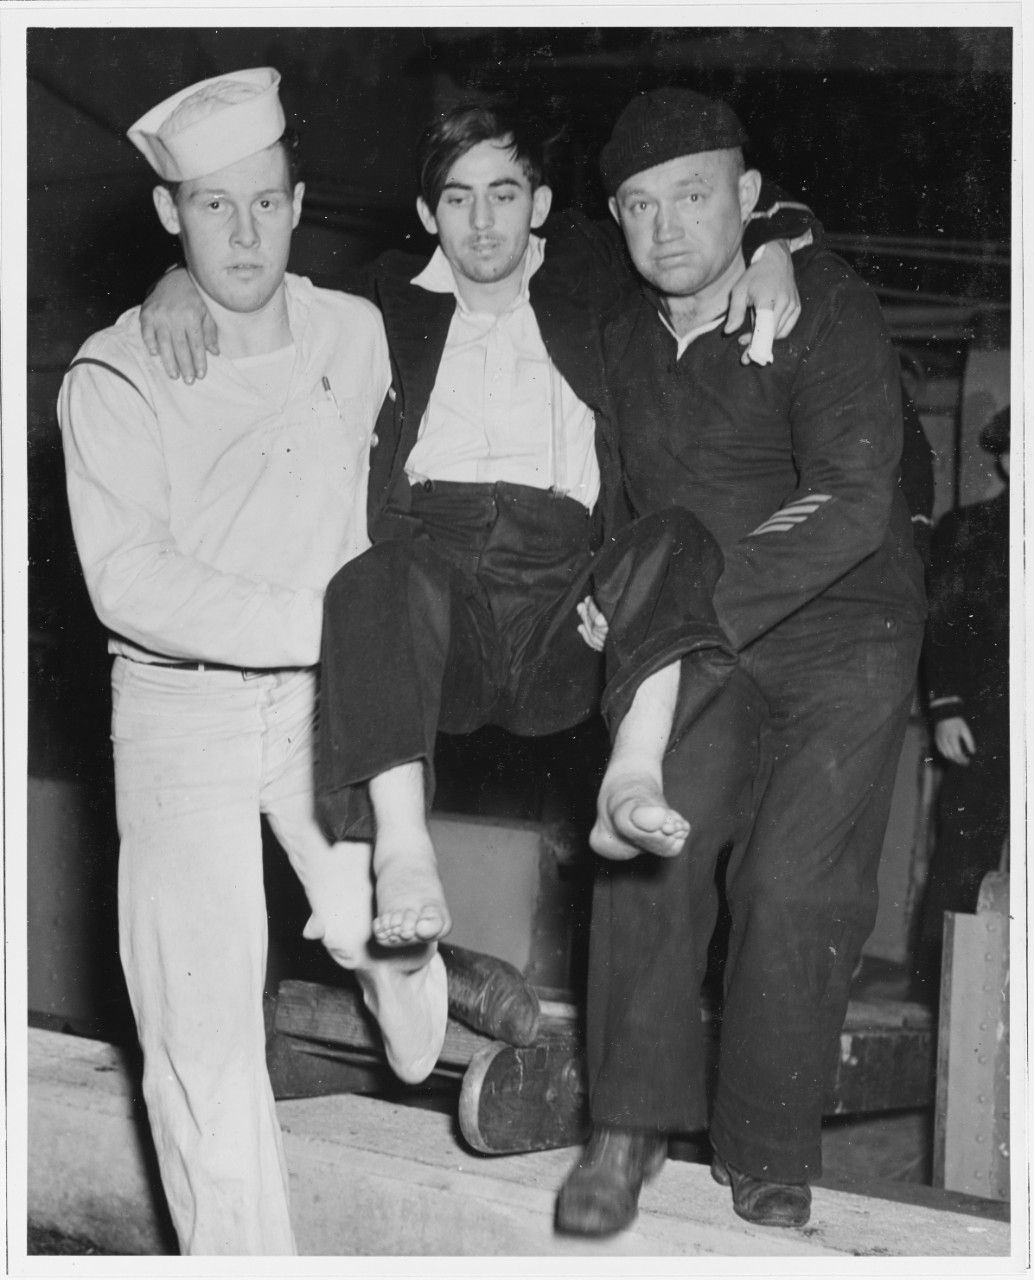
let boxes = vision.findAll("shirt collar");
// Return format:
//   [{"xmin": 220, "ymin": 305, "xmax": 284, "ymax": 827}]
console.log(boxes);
[
  {"xmin": 411, "ymin": 234, "xmax": 546, "ymax": 314},
  {"xmin": 651, "ymin": 293, "xmax": 726, "ymax": 358},
  {"xmin": 282, "ymin": 271, "xmax": 312, "ymax": 345}
]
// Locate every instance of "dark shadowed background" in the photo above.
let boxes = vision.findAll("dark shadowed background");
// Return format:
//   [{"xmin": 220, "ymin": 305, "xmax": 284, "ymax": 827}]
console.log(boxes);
[{"xmin": 25, "ymin": 25, "xmax": 1012, "ymax": 1037}]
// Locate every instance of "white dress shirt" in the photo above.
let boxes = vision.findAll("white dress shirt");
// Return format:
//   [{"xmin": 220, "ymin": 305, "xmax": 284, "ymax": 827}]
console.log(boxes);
[{"xmin": 404, "ymin": 235, "xmax": 601, "ymax": 511}]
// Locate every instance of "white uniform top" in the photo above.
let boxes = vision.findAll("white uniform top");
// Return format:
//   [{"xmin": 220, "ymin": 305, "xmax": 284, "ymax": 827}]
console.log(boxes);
[
  {"xmin": 404, "ymin": 235, "xmax": 601, "ymax": 511},
  {"xmin": 58, "ymin": 273, "xmax": 389, "ymax": 669}
]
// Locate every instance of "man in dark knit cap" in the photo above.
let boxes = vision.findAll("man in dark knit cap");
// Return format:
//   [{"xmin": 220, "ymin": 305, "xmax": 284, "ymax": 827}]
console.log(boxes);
[{"xmin": 555, "ymin": 87, "xmax": 927, "ymax": 1237}]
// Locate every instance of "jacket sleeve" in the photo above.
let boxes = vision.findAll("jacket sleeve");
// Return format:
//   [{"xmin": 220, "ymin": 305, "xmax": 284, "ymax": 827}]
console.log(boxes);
[
  {"xmin": 923, "ymin": 509, "xmax": 973, "ymax": 723},
  {"xmin": 58, "ymin": 356, "xmax": 324, "ymax": 667},
  {"xmin": 712, "ymin": 264, "xmax": 903, "ymax": 650},
  {"xmin": 743, "ymin": 180, "xmax": 824, "ymax": 261},
  {"xmin": 900, "ymin": 391, "xmax": 935, "ymax": 567}
]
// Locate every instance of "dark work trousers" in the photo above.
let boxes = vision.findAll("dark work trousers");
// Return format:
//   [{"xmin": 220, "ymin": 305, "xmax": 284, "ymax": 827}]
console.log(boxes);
[
  {"xmin": 317, "ymin": 480, "xmax": 602, "ymax": 841},
  {"xmin": 587, "ymin": 600, "xmax": 924, "ymax": 1185},
  {"xmin": 586, "ymin": 666, "xmax": 765, "ymax": 1132},
  {"xmin": 913, "ymin": 700, "xmax": 1010, "ymax": 995}
]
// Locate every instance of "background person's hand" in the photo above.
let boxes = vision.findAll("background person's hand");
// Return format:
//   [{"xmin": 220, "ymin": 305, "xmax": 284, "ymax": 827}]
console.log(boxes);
[{"xmin": 934, "ymin": 715, "xmax": 976, "ymax": 766}]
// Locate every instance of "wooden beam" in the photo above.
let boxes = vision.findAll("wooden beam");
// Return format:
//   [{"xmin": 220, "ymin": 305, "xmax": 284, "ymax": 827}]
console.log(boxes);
[
  {"xmin": 27, "ymin": 1028, "xmax": 1012, "ymax": 1259},
  {"xmin": 934, "ymin": 884, "xmax": 1010, "ymax": 1200}
]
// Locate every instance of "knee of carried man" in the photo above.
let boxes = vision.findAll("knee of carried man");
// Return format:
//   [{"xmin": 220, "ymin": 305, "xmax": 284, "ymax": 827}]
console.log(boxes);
[
  {"xmin": 653, "ymin": 503, "xmax": 714, "ymax": 543},
  {"xmin": 326, "ymin": 538, "xmax": 413, "ymax": 603}
]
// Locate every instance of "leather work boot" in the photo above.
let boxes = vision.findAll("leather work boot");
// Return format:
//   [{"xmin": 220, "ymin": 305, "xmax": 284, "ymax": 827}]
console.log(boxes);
[
  {"xmin": 440, "ymin": 943, "xmax": 541, "ymax": 1046},
  {"xmin": 459, "ymin": 1032, "xmax": 589, "ymax": 1155},
  {"xmin": 555, "ymin": 1125, "xmax": 668, "ymax": 1237},
  {"xmin": 711, "ymin": 1152, "xmax": 812, "ymax": 1227}
]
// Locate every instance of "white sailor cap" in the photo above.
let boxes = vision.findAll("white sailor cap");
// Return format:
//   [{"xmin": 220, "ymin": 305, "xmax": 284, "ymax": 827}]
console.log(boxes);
[{"xmin": 127, "ymin": 67, "xmax": 285, "ymax": 182}]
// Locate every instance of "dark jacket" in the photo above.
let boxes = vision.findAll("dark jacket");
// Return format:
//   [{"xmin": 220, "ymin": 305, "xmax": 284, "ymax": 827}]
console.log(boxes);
[
  {"xmin": 603, "ymin": 245, "xmax": 927, "ymax": 652},
  {"xmin": 924, "ymin": 489, "xmax": 1009, "ymax": 725},
  {"xmin": 326, "ymin": 195, "xmax": 822, "ymax": 546}
]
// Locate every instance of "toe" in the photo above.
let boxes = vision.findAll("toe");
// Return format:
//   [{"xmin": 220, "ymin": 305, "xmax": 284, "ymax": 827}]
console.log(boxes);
[{"xmin": 414, "ymin": 905, "xmax": 448, "ymax": 941}]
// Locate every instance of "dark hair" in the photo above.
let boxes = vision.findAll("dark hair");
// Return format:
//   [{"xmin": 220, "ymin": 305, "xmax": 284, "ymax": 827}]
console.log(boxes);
[
  {"xmin": 159, "ymin": 127, "xmax": 302, "ymax": 202},
  {"xmin": 416, "ymin": 99, "xmax": 553, "ymax": 211}
]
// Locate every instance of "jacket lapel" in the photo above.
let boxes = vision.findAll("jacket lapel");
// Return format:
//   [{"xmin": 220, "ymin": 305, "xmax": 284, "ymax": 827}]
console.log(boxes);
[
  {"xmin": 530, "ymin": 254, "xmax": 607, "ymax": 415},
  {"xmin": 376, "ymin": 275, "xmax": 454, "ymax": 433}
]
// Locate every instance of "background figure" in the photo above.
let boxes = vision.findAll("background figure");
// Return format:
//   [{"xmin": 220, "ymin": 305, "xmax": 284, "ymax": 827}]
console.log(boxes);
[{"xmin": 913, "ymin": 406, "xmax": 1010, "ymax": 998}]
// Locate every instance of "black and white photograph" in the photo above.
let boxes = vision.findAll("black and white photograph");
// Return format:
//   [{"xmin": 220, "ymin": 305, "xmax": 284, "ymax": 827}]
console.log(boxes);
[{"xmin": 4, "ymin": 8, "xmax": 1023, "ymax": 1269}]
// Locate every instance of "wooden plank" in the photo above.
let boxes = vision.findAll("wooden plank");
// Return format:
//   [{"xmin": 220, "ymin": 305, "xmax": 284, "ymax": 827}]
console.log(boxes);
[
  {"xmin": 27, "ymin": 1029, "xmax": 1013, "ymax": 1258},
  {"xmin": 935, "ymin": 908, "xmax": 1010, "ymax": 1200},
  {"xmin": 27, "ymin": 1031, "xmax": 176, "ymax": 1255},
  {"xmin": 843, "ymin": 999, "xmax": 933, "ymax": 1032},
  {"xmin": 827, "ymin": 1025, "xmax": 936, "ymax": 1114}
]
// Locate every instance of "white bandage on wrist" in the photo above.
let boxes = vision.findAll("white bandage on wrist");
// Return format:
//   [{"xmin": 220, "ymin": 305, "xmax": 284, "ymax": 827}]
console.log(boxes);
[{"xmin": 747, "ymin": 308, "xmax": 776, "ymax": 366}]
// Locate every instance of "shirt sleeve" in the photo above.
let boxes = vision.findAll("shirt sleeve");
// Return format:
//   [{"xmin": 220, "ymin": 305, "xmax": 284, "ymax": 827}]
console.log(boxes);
[
  {"xmin": 712, "ymin": 266, "xmax": 903, "ymax": 649},
  {"xmin": 58, "ymin": 355, "xmax": 325, "ymax": 667}
]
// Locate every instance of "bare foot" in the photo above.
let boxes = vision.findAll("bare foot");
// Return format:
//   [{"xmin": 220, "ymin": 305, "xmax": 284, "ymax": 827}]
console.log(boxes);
[
  {"xmin": 372, "ymin": 825, "xmax": 452, "ymax": 947},
  {"xmin": 591, "ymin": 766, "xmax": 690, "ymax": 860}
]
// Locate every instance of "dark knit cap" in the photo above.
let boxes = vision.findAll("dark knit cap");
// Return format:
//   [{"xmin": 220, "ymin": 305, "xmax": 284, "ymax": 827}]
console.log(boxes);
[
  {"xmin": 600, "ymin": 87, "xmax": 748, "ymax": 196},
  {"xmin": 980, "ymin": 405, "xmax": 1010, "ymax": 456}
]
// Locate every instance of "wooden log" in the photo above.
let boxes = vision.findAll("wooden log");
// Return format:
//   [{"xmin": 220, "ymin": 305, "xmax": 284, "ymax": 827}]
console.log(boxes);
[
  {"xmin": 274, "ymin": 978, "xmax": 501, "ymax": 1070},
  {"xmin": 275, "ymin": 979, "xmax": 936, "ymax": 1118},
  {"xmin": 266, "ymin": 1027, "xmax": 390, "ymax": 1100}
]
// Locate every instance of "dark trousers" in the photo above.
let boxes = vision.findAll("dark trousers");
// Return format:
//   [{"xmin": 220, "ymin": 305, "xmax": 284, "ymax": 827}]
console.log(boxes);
[
  {"xmin": 587, "ymin": 588, "xmax": 924, "ymax": 1183},
  {"xmin": 316, "ymin": 495, "xmax": 731, "ymax": 843},
  {"xmin": 317, "ymin": 480, "xmax": 604, "ymax": 840},
  {"xmin": 913, "ymin": 701, "xmax": 1010, "ymax": 994}
]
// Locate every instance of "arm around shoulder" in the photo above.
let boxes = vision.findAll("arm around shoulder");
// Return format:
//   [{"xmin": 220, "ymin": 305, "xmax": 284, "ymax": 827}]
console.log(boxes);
[{"xmin": 744, "ymin": 179, "xmax": 823, "ymax": 259}]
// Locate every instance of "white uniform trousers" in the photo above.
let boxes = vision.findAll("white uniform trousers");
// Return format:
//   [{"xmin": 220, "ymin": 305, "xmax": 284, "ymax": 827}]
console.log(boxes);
[{"xmin": 111, "ymin": 658, "xmax": 446, "ymax": 1255}]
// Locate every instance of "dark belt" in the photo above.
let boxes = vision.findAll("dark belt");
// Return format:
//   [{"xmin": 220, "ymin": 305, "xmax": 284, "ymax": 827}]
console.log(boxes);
[{"xmin": 411, "ymin": 477, "xmax": 592, "ymax": 516}]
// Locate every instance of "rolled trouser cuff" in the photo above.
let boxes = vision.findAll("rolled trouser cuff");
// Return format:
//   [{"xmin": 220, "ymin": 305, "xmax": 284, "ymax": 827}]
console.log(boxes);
[{"xmin": 601, "ymin": 625, "xmax": 737, "ymax": 741}]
